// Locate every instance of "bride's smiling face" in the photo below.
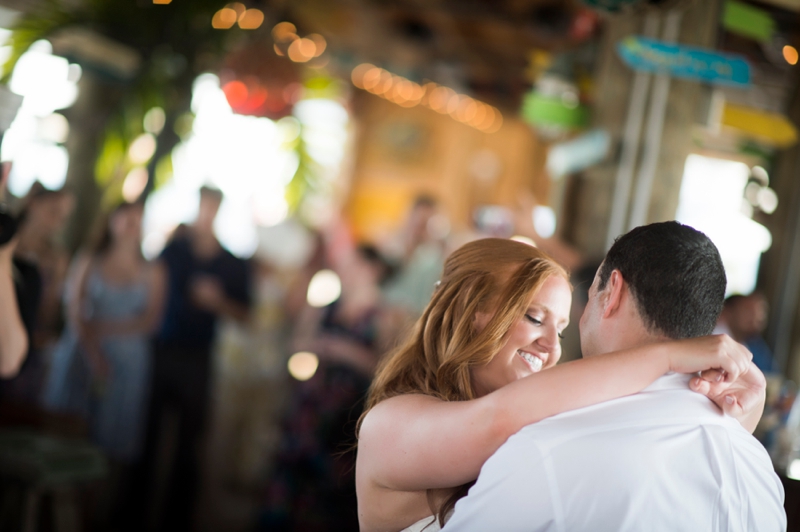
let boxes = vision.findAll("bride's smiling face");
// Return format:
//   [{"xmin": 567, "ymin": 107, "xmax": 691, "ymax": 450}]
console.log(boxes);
[{"xmin": 471, "ymin": 275, "xmax": 572, "ymax": 397}]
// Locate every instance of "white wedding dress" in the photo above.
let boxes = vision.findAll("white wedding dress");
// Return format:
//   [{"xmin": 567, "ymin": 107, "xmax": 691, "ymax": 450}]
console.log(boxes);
[{"xmin": 401, "ymin": 515, "xmax": 443, "ymax": 532}]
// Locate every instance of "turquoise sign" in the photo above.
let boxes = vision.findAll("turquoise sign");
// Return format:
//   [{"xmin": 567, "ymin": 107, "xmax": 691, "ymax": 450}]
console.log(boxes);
[{"xmin": 618, "ymin": 36, "xmax": 751, "ymax": 87}]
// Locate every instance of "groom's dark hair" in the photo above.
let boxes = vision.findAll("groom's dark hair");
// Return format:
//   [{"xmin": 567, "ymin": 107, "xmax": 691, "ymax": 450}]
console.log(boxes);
[{"xmin": 598, "ymin": 221, "xmax": 726, "ymax": 339}]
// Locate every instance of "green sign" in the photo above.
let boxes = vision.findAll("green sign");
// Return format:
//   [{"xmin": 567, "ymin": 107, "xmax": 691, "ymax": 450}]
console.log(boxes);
[
  {"xmin": 521, "ymin": 92, "xmax": 589, "ymax": 130},
  {"xmin": 723, "ymin": 0, "xmax": 775, "ymax": 43}
]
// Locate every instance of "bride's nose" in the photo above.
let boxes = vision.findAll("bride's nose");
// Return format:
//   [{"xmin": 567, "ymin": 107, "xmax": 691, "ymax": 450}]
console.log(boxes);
[{"xmin": 536, "ymin": 326, "xmax": 559, "ymax": 350}]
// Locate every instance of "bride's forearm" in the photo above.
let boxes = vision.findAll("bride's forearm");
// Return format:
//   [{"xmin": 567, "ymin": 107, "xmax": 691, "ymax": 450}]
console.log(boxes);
[{"xmin": 489, "ymin": 344, "xmax": 672, "ymax": 437}]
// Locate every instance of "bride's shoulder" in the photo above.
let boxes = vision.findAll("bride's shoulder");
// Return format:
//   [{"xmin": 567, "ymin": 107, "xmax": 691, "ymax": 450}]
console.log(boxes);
[
  {"xmin": 368, "ymin": 393, "xmax": 443, "ymax": 417},
  {"xmin": 360, "ymin": 394, "xmax": 442, "ymax": 439}
]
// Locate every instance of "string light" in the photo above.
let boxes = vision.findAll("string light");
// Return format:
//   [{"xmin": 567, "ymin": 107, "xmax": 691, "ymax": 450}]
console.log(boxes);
[
  {"xmin": 307, "ymin": 34, "xmax": 327, "ymax": 56},
  {"xmin": 238, "ymin": 9, "xmax": 264, "ymax": 30},
  {"xmin": 783, "ymin": 45, "xmax": 798, "ymax": 66},
  {"xmin": 272, "ymin": 22, "xmax": 298, "ymax": 42},
  {"xmin": 212, "ymin": 4, "xmax": 264, "ymax": 30},
  {"xmin": 350, "ymin": 63, "xmax": 503, "ymax": 133},
  {"xmin": 271, "ymin": 23, "xmax": 328, "ymax": 63},
  {"xmin": 288, "ymin": 38, "xmax": 316, "ymax": 62},
  {"xmin": 212, "ymin": 8, "xmax": 237, "ymax": 29}
]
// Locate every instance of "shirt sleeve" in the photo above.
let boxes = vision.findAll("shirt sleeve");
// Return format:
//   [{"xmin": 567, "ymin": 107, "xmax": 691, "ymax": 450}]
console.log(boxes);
[{"xmin": 442, "ymin": 430, "xmax": 559, "ymax": 532}]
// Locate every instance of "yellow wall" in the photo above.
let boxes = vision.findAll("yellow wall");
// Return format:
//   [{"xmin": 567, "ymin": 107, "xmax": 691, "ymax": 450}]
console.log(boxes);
[{"xmin": 345, "ymin": 92, "xmax": 549, "ymax": 243}]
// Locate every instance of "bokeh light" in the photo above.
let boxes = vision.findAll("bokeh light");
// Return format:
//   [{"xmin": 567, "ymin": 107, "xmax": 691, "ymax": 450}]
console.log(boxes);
[
  {"xmin": 2, "ymin": 39, "xmax": 79, "ymax": 196},
  {"xmin": 128, "ymin": 133, "xmax": 157, "ymax": 164},
  {"xmin": 676, "ymin": 155, "xmax": 772, "ymax": 296},
  {"xmin": 307, "ymin": 34, "xmax": 327, "ymax": 56},
  {"xmin": 238, "ymin": 9, "xmax": 264, "ymax": 30},
  {"xmin": 757, "ymin": 187, "xmax": 779, "ymax": 214},
  {"xmin": 789, "ymin": 458, "xmax": 800, "ymax": 481},
  {"xmin": 288, "ymin": 351, "xmax": 319, "ymax": 381},
  {"xmin": 221, "ymin": 80, "xmax": 248, "ymax": 108},
  {"xmin": 212, "ymin": 8, "xmax": 237, "ymax": 29},
  {"xmin": 751, "ymin": 165, "xmax": 769, "ymax": 184},
  {"xmin": 10, "ymin": 40, "xmax": 78, "ymax": 116},
  {"xmin": 122, "ymin": 167, "xmax": 149, "ymax": 202},
  {"xmin": 350, "ymin": 63, "xmax": 502, "ymax": 133},
  {"xmin": 288, "ymin": 38, "xmax": 316, "ymax": 62},
  {"xmin": 228, "ymin": 2, "xmax": 245, "ymax": 17},
  {"xmin": 272, "ymin": 22, "xmax": 298, "ymax": 42},
  {"xmin": 37, "ymin": 113, "xmax": 69, "ymax": 143},
  {"xmin": 144, "ymin": 107, "xmax": 166, "ymax": 135},
  {"xmin": 783, "ymin": 45, "xmax": 798, "ymax": 66},
  {"xmin": 306, "ymin": 269, "xmax": 342, "ymax": 307},
  {"xmin": 532, "ymin": 206, "xmax": 557, "ymax": 238},
  {"xmin": 142, "ymin": 73, "xmax": 349, "ymax": 260}
]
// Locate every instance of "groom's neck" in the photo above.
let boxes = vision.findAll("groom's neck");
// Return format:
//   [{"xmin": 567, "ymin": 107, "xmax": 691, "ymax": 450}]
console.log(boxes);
[
  {"xmin": 594, "ymin": 318, "xmax": 667, "ymax": 357},
  {"xmin": 602, "ymin": 333, "xmax": 666, "ymax": 356}
]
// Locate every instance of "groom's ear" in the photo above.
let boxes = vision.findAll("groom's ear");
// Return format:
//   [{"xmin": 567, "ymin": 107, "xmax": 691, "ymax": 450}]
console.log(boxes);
[{"xmin": 601, "ymin": 269, "xmax": 625, "ymax": 318}]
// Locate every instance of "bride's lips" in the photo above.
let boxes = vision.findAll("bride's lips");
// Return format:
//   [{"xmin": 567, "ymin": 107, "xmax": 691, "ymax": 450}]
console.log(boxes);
[{"xmin": 517, "ymin": 350, "xmax": 544, "ymax": 372}]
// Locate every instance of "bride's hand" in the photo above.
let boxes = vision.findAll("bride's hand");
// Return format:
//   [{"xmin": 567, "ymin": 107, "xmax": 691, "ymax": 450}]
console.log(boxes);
[
  {"xmin": 689, "ymin": 361, "xmax": 767, "ymax": 433},
  {"xmin": 664, "ymin": 334, "xmax": 764, "ymax": 433},
  {"xmin": 667, "ymin": 334, "xmax": 753, "ymax": 381}
]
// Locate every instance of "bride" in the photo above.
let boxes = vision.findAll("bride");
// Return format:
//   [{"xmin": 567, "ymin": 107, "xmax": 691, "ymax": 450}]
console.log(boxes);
[{"xmin": 356, "ymin": 238, "xmax": 761, "ymax": 532}]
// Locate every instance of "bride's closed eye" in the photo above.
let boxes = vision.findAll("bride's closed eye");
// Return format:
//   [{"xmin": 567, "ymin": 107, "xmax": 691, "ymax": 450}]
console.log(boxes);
[
  {"xmin": 524, "ymin": 314, "xmax": 542, "ymax": 326},
  {"xmin": 526, "ymin": 314, "xmax": 565, "ymax": 340}
]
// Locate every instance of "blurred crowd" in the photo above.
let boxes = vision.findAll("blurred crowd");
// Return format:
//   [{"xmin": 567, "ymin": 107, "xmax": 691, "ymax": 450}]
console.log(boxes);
[{"xmin": 0, "ymin": 180, "xmax": 797, "ymax": 532}]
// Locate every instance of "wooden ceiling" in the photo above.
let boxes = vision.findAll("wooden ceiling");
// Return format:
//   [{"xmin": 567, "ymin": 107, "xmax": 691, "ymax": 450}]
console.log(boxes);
[
  {"xmin": 261, "ymin": 0, "xmax": 597, "ymax": 108},
  {"xmin": 0, "ymin": 0, "xmax": 601, "ymax": 110}
]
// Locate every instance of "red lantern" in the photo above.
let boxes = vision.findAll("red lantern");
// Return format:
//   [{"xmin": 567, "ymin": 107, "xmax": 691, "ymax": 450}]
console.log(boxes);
[{"xmin": 220, "ymin": 37, "xmax": 302, "ymax": 120}]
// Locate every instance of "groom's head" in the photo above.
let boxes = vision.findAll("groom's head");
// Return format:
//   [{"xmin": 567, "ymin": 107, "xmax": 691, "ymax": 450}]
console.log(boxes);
[{"xmin": 580, "ymin": 221, "xmax": 726, "ymax": 357}]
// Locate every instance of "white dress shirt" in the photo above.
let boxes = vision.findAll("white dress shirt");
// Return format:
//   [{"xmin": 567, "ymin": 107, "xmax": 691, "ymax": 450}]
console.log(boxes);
[{"xmin": 443, "ymin": 373, "xmax": 786, "ymax": 532}]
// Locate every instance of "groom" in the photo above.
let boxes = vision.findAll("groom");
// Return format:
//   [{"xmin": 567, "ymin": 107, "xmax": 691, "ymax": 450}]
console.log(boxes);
[{"xmin": 443, "ymin": 221, "xmax": 786, "ymax": 531}]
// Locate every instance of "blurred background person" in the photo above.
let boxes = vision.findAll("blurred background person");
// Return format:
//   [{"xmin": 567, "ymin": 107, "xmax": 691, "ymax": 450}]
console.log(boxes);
[
  {"xmin": 198, "ymin": 220, "xmax": 318, "ymax": 529},
  {"xmin": 0, "ymin": 161, "xmax": 28, "ymax": 377},
  {"xmin": 1, "ymin": 185, "xmax": 74, "ymax": 405},
  {"xmin": 0, "ymin": 232, "xmax": 27, "ymax": 377},
  {"xmin": 260, "ymin": 243, "xmax": 393, "ymax": 532},
  {"xmin": 381, "ymin": 195, "xmax": 447, "ymax": 325},
  {"xmin": 716, "ymin": 293, "xmax": 778, "ymax": 374},
  {"xmin": 42, "ymin": 200, "xmax": 165, "ymax": 528},
  {"xmin": 716, "ymin": 293, "xmax": 791, "ymax": 458},
  {"xmin": 139, "ymin": 185, "xmax": 252, "ymax": 532}
]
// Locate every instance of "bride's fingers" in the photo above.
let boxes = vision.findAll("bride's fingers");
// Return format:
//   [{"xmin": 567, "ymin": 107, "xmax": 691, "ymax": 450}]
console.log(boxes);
[
  {"xmin": 690, "ymin": 377, "xmax": 710, "ymax": 395},
  {"xmin": 721, "ymin": 394, "xmax": 744, "ymax": 417},
  {"xmin": 692, "ymin": 381, "xmax": 743, "ymax": 415},
  {"xmin": 699, "ymin": 369, "xmax": 724, "ymax": 383}
]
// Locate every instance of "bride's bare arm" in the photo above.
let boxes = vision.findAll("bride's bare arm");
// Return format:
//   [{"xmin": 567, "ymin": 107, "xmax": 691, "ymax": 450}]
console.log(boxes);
[{"xmin": 358, "ymin": 334, "xmax": 752, "ymax": 492}]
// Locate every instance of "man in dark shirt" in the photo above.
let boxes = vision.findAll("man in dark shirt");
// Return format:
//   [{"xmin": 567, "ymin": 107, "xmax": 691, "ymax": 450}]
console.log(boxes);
[{"xmin": 139, "ymin": 186, "xmax": 251, "ymax": 531}]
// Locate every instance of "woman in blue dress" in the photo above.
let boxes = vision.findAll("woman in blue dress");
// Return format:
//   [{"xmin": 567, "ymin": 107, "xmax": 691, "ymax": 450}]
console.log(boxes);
[{"xmin": 44, "ymin": 201, "xmax": 166, "ymax": 521}]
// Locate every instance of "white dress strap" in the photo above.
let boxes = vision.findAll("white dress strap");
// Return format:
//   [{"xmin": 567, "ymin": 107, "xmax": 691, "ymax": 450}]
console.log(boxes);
[{"xmin": 401, "ymin": 515, "xmax": 441, "ymax": 532}]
